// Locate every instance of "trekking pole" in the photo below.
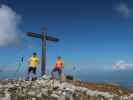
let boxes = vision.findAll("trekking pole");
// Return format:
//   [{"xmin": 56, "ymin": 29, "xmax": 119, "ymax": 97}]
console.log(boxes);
[{"xmin": 15, "ymin": 57, "xmax": 23, "ymax": 79}]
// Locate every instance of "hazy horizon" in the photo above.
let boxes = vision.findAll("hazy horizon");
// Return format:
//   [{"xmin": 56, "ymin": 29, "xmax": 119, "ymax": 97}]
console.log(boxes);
[{"xmin": 0, "ymin": 0, "xmax": 133, "ymax": 88}]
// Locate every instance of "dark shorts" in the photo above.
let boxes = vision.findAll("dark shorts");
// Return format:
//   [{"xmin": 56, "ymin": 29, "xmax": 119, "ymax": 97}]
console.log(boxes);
[
  {"xmin": 28, "ymin": 67, "xmax": 36, "ymax": 74},
  {"xmin": 52, "ymin": 67, "xmax": 62, "ymax": 75}
]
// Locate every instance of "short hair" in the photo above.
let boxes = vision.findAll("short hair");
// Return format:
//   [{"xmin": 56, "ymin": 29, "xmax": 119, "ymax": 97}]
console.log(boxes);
[
  {"xmin": 33, "ymin": 52, "xmax": 37, "ymax": 56},
  {"xmin": 57, "ymin": 56, "xmax": 61, "ymax": 59}
]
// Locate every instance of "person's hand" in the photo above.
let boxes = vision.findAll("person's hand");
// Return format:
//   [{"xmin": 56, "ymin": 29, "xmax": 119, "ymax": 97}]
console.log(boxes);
[{"xmin": 62, "ymin": 66, "xmax": 64, "ymax": 69}]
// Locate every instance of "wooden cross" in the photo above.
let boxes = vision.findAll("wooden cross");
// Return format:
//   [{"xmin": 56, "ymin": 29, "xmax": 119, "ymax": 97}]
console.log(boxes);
[{"xmin": 26, "ymin": 31, "xmax": 59, "ymax": 76}]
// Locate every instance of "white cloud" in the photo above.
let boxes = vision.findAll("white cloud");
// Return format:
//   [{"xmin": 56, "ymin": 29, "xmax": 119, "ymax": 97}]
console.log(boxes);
[
  {"xmin": 114, "ymin": 3, "xmax": 133, "ymax": 17},
  {"xmin": 112, "ymin": 60, "xmax": 133, "ymax": 70},
  {"xmin": 0, "ymin": 5, "xmax": 21, "ymax": 46}
]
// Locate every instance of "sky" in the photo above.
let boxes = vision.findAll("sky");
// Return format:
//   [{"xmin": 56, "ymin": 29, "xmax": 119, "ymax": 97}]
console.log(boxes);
[{"xmin": 0, "ymin": 0, "xmax": 133, "ymax": 78}]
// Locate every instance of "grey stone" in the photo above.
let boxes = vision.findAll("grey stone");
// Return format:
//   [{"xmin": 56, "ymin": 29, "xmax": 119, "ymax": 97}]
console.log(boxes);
[
  {"xmin": 27, "ymin": 91, "xmax": 36, "ymax": 96},
  {"xmin": 51, "ymin": 93, "xmax": 59, "ymax": 99},
  {"xmin": 0, "ymin": 75, "xmax": 131, "ymax": 100}
]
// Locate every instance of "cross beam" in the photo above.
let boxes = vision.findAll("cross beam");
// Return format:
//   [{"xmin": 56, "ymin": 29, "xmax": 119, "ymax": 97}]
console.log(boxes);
[{"xmin": 26, "ymin": 32, "xmax": 59, "ymax": 75}]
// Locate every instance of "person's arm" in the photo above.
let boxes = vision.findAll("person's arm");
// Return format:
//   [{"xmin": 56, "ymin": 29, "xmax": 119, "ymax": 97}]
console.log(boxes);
[
  {"xmin": 54, "ymin": 60, "xmax": 58, "ymax": 68},
  {"xmin": 62, "ymin": 61, "xmax": 64, "ymax": 68},
  {"xmin": 28, "ymin": 58, "xmax": 31, "ymax": 66},
  {"xmin": 37, "ymin": 59, "xmax": 40, "ymax": 66},
  {"xmin": 54, "ymin": 62, "xmax": 57, "ymax": 68}
]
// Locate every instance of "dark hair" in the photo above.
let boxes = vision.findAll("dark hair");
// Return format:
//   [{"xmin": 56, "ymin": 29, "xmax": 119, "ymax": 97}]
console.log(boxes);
[
  {"xmin": 57, "ymin": 56, "xmax": 61, "ymax": 59},
  {"xmin": 33, "ymin": 52, "xmax": 37, "ymax": 56}
]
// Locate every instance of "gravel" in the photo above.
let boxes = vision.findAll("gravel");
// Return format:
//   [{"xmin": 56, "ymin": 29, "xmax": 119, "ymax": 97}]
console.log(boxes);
[{"xmin": 0, "ymin": 75, "xmax": 132, "ymax": 100}]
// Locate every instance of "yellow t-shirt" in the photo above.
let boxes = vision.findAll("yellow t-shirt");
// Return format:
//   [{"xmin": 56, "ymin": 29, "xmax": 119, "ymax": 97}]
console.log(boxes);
[{"xmin": 29, "ymin": 56, "xmax": 39, "ymax": 68}]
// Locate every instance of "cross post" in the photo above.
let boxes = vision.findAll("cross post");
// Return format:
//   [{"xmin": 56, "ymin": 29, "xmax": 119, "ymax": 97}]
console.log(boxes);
[{"xmin": 26, "ymin": 31, "xmax": 59, "ymax": 76}]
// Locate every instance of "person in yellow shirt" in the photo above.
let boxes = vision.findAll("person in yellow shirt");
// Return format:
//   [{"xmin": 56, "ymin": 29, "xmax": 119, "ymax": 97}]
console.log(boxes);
[
  {"xmin": 27, "ymin": 52, "xmax": 39, "ymax": 81},
  {"xmin": 51, "ymin": 56, "xmax": 64, "ymax": 80}
]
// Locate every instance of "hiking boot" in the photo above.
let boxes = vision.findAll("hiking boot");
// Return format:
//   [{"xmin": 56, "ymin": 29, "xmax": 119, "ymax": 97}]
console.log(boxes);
[
  {"xmin": 50, "ymin": 76, "xmax": 55, "ymax": 80},
  {"xmin": 26, "ymin": 77, "xmax": 29, "ymax": 81},
  {"xmin": 32, "ymin": 77, "xmax": 37, "ymax": 81}
]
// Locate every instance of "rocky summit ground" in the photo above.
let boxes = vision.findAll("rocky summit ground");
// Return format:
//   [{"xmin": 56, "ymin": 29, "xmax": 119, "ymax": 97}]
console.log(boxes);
[{"xmin": 0, "ymin": 76, "xmax": 133, "ymax": 100}]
